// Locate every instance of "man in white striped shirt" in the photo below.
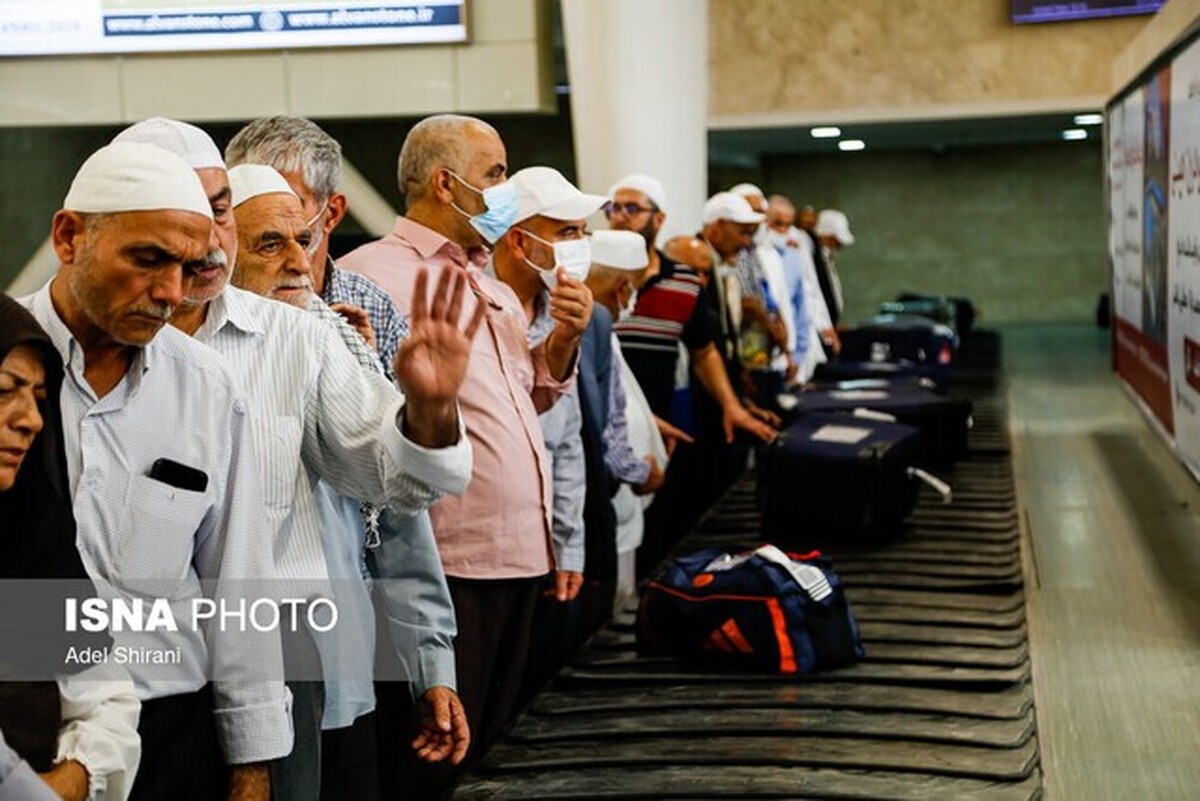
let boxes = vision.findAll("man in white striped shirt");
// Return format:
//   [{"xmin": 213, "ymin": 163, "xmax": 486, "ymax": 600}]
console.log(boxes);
[{"xmin": 112, "ymin": 122, "xmax": 479, "ymax": 801}]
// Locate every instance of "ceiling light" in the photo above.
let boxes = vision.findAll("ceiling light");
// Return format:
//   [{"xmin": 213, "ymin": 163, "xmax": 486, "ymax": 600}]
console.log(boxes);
[
  {"xmin": 838, "ymin": 139, "xmax": 866, "ymax": 152},
  {"xmin": 1074, "ymin": 113, "xmax": 1104, "ymax": 126},
  {"xmin": 811, "ymin": 126, "xmax": 841, "ymax": 138},
  {"xmin": 1062, "ymin": 129, "xmax": 1088, "ymax": 141}
]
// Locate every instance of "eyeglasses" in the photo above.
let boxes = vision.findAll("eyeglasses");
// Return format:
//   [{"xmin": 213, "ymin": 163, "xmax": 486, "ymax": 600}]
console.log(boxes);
[{"xmin": 604, "ymin": 200, "xmax": 656, "ymax": 218}]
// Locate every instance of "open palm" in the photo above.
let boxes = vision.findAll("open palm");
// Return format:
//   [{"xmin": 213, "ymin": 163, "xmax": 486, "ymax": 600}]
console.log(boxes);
[{"xmin": 394, "ymin": 267, "xmax": 485, "ymax": 404}]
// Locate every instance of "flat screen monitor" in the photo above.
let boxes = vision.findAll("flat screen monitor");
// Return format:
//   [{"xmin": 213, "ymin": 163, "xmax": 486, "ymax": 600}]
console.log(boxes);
[
  {"xmin": 1012, "ymin": 0, "xmax": 1165, "ymax": 24},
  {"xmin": 0, "ymin": 0, "xmax": 469, "ymax": 57}
]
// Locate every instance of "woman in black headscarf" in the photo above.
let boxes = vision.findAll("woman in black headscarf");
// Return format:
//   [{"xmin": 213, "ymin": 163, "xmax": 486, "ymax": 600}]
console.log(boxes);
[{"xmin": 0, "ymin": 293, "xmax": 140, "ymax": 801}]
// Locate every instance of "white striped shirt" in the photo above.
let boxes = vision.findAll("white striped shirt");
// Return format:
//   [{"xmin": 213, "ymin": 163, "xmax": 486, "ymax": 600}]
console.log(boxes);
[
  {"xmin": 22, "ymin": 283, "xmax": 293, "ymax": 765},
  {"xmin": 192, "ymin": 286, "xmax": 472, "ymax": 584}
]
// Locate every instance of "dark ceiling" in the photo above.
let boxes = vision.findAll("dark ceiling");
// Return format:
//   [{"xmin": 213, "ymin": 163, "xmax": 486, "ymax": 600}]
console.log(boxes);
[{"xmin": 708, "ymin": 112, "xmax": 1102, "ymax": 166}]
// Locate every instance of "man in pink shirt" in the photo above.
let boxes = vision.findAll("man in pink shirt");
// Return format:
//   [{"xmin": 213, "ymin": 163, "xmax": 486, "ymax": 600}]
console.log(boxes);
[{"xmin": 338, "ymin": 114, "xmax": 594, "ymax": 798}]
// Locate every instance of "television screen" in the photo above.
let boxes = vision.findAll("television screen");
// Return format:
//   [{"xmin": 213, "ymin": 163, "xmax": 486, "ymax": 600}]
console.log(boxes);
[
  {"xmin": 0, "ymin": 0, "xmax": 469, "ymax": 57},
  {"xmin": 1012, "ymin": 0, "xmax": 1165, "ymax": 24}
]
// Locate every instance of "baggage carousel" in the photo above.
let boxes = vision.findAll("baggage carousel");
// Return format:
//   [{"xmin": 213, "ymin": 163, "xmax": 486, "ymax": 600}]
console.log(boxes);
[{"xmin": 457, "ymin": 331, "xmax": 1041, "ymax": 800}]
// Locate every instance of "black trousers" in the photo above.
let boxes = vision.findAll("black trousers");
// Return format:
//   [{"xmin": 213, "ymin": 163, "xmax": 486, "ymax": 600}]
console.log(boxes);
[
  {"xmin": 320, "ymin": 712, "xmax": 380, "ymax": 801},
  {"xmin": 128, "ymin": 686, "xmax": 228, "ymax": 801},
  {"xmin": 375, "ymin": 576, "xmax": 540, "ymax": 801}
]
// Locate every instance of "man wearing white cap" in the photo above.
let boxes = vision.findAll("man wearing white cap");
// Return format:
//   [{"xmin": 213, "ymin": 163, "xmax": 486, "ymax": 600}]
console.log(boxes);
[
  {"xmin": 585, "ymin": 230, "xmax": 675, "ymax": 610},
  {"xmin": 19, "ymin": 141, "xmax": 291, "ymax": 800},
  {"xmin": 730, "ymin": 183, "xmax": 800, "ymax": 395},
  {"xmin": 815, "ymin": 208, "xmax": 854, "ymax": 322},
  {"xmin": 609, "ymin": 175, "xmax": 775, "ymax": 443},
  {"xmin": 483, "ymin": 163, "xmax": 601, "ymax": 726},
  {"xmin": 224, "ymin": 116, "xmax": 406, "ymax": 377},
  {"xmin": 338, "ymin": 119, "xmax": 590, "ymax": 797}
]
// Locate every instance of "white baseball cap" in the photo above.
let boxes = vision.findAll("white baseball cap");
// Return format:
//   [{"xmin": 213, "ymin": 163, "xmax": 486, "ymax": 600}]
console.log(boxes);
[
  {"xmin": 816, "ymin": 209, "xmax": 855, "ymax": 245},
  {"xmin": 510, "ymin": 166, "xmax": 607, "ymax": 223},
  {"xmin": 229, "ymin": 164, "xmax": 298, "ymax": 208},
  {"xmin": 607, "ymin": 173, "xmax": 666, "ymax": 210},
  {"xmin": 702, "ymin": 191, "xmax": 766, "ymax": 225},
  {"xmin": 63, "ymin": 142, "xmax": 212, "ymax": 219},
  {"xmin": 112, "ymin": 117, "xmax": 225, "ymax": 171},
  {"xmin": 729, "ymin": 182, "xmax": 766, "ymax": 202},
  {"xmin": 590, "ymin": 230, "xmax": 649, "ymax": 272}
]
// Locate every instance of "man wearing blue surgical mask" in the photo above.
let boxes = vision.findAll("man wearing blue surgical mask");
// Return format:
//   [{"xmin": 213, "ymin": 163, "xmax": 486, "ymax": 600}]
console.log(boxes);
[{"xmin": 340, "ymin": 120, "xmax": 593, "ymax": 799}]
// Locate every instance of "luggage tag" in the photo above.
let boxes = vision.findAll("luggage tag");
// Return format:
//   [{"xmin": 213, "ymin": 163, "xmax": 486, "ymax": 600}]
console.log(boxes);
[{"xmin": 754, "ymin": 544, "xmax": 832, "ymax": 602}]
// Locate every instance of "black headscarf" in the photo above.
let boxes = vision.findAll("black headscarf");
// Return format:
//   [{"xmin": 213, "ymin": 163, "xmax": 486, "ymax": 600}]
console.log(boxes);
[{"xmin": 0, "ymin": 293, "xmax": 84, "ymax": 580}]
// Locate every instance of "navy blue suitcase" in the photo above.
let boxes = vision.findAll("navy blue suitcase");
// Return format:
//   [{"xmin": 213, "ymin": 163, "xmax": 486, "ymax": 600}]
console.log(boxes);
[
  {"xmin": 781, "ymin": 383, "xmax": 972, "ymax": 466},
  {"xmin": 810, "ymin": 360, "xmax": 948, "ymax": 392},
  {"xmin": 839, "ymin": 314, "xmax": 959, "ymax": 376},
  {"xmin": 759, "ymin": 412, "xmax": 942, "ymax": 541}
]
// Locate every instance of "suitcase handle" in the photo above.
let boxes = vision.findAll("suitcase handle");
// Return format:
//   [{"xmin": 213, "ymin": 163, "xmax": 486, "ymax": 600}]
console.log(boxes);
[
  {"xmin": 754, "ymin": 545, "xmax": 833, "ymax": 602},
  {"xmin": 851, "ymin": 407, "xmax": 898, "ymax": 423},
  {"xmin": 908, "ymin": 467, "xmax": 953, "ymax": 504}
]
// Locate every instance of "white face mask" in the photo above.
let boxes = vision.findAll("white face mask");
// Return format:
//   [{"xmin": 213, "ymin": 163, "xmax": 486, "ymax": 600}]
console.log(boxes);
[
  {"xmin": 619, "ymin": 288, "xmax": 638, "ymax": 322},
  {"xmin": 520, "ymin": 229, "xmax": 592, "ymax": 288}
]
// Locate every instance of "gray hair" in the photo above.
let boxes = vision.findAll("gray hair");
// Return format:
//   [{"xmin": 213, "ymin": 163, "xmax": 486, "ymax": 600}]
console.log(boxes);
[
  {"xmin": 225, "ymin": 116, "xmax": 342, "ymax": 202},
  {"xmin": 397, "ymin": 114, "xmax": 497, "ymax": 206}
]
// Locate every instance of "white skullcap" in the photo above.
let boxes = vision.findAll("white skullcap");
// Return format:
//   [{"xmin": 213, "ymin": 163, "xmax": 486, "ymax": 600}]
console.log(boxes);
[
  {"xmin": 63, "ymin": 142, "xmax": 212, "ymax": 219},
  {"xmin": 590, "ymin": 230, "xmax": 649, "ymax": 272},
  {"xmin": 729, "ymin": 182, "xmax": 766, "ymax": 201},
  {"xmin": 607, "ymin": 173, "xmax": 666, "ymax": 210},
  {"xmin": 816, "ymin": 209, "xmax": 855, "ymax": 245},
  {"xmin": 112, "ymin": 117, "xmax": 225, "ymax": 170},
  {"xmin": 510, "ymin": 166, "xmax": 607, "ymax": 223},
  {"xmin": 702, "ymin": 191, "xmax": 765, "ymax": 225},
  {"xmin": 229, "ymin": 164, "xmax": 298, "ymax": 208}
]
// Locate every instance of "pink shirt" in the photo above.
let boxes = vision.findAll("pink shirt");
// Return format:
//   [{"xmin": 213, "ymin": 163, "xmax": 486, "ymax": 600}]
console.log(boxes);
[{"xmin": 339, "ymin": 216, "xmax": 567, "ymax": 578}]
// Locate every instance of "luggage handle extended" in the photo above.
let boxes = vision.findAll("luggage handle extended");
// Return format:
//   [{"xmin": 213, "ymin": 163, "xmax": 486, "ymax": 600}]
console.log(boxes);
[
  {"xmin": 851, "ymin": 407, "xmax": 898, "ymax": 423},
  {"xmin": 907, "ymin": 466, "xmax": 953, "ymax": 504},
  {"xmin": 753, "ymin": 544, "xmax": 833, "ymax": 602}
]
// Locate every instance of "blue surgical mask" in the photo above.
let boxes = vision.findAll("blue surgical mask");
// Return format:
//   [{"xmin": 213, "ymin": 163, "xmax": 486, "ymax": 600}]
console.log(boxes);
[{"xmin": 449, "ymin": 172, "xmax": 519, "ymax": 244}]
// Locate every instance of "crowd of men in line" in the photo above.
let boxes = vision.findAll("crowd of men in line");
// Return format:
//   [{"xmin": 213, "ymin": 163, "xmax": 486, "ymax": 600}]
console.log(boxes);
[{"xmin": 0, "ymin": 112, "xmax": 855, "ymax": 801}]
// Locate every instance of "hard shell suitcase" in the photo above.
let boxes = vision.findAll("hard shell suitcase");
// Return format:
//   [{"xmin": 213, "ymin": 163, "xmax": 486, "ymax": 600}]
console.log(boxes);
[
  {"xmin": 781, "ymin": 383, "xmax": 973, "ymax": 466},
  {"xmin": 758, "ymin": 412, "xmax": 946, "ymax": 541},
  {"xmin": 839, "ymin": 314, "xmax": 959, "ymax": 375},
  {"xmin": 810, "ymin": 360, "xmax": 948, "ymax": 392},
  {"xmin": 893, "ymin": 293, "xmax": 978, "ymax": 334}
]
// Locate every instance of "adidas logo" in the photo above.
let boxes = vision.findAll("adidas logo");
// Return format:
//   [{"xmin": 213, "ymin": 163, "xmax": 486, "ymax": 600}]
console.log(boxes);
[{"xmin": 701, "ymin": 618, "xmax": 755, "ymax": 654}]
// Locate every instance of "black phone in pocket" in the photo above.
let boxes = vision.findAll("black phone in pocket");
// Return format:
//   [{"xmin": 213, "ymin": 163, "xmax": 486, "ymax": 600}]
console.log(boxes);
[{"xmin": 148, "ymin": 458, "xmax": 208, "ymax": 493}]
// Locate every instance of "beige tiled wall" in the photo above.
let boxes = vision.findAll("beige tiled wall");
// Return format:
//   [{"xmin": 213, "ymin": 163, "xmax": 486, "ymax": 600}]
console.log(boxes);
[{"xmin": 709, "ymin": 0, "xmax": 1150, "ymax": 126}]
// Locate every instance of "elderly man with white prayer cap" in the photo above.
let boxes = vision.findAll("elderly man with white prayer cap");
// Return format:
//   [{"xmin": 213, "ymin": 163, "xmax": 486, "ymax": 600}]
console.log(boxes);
[
  {"xmin": 17, "ymin": 141, "xmax": 292, "ymax": 800},
  {"xmin": 112, "ymin": 119, "xmax": 480, "ymax": 800}
]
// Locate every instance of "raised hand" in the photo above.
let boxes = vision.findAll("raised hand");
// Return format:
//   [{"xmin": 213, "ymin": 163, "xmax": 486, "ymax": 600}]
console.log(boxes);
[{"xmin": 394, "ymin": 267, "xmax": 486, "ymax": 447}]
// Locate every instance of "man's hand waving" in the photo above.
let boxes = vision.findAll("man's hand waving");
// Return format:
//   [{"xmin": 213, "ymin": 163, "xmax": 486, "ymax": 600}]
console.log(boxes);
[{"xmin": 394, "ymin": 267, "xmax": 486, "ymax": 448}]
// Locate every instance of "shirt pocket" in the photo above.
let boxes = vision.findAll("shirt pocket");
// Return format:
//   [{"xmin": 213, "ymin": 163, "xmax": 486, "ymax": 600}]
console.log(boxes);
[
  {"xmin": 115, "ymin": 473, "xmax": 209, "ymax": 590},
  {"xmin": 255, "ymin": 416, "xmax": 303, "ymax": 511}
]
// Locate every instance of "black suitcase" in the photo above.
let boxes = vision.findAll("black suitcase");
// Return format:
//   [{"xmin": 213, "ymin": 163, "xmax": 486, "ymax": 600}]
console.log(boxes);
[
  {"xmin": 759, "ymin": 412, "xmax": 943, "ymax": 541},
  {"xmin": 880, "ymin": 297, "xmax": 956, "ymax": 329},
  {"xmin": 893, "ymin": 293, "xmax": 978, "ymax": 334},
  {"xmin": 781, "ymin": 382, "xmax": 973, "ymax": 466},
  {"xmin": 810, "ymin": 360, "xmax": 948, "ymax": 392},
  {"xmin": 839, "ymin": 314, "xmax": 958, "ymax": 380}
]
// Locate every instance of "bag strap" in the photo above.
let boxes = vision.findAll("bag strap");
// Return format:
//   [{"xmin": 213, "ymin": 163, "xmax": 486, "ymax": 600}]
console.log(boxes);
[{"xmin": 754, "ymin": 544, "xmax": 832, "ymax": 601}]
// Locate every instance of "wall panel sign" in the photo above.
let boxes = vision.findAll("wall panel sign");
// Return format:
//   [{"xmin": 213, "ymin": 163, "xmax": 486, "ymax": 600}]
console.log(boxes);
[
  {"xmin": 0, "ymin": 0, "xmax": 468, "ymax": 56},
  {"xmin": 1110, "ymin": 31, "xmax": 1200, "ymax": 478}
]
